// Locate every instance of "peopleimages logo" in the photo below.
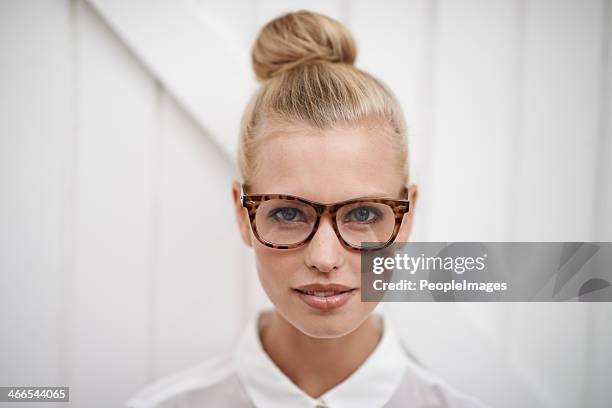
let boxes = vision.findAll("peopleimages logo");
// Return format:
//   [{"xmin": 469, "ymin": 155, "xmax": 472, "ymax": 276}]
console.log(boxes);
[{"xmin": 372, "ymin": 253, "xmax": 487, "ymax": 275}]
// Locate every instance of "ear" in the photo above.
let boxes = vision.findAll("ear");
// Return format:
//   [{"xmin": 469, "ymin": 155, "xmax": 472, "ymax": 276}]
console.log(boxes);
[
  {"xmin": 232, "ymin": 180, "xmax": 253, "ymax": 247},
  {"xmin": 396, "ymin": 183, "xmax": 418, "ymax": 242}
]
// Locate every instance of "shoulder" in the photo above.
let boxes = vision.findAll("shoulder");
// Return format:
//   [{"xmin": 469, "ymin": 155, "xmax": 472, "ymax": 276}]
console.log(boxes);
[
  {"xmin": 125, "ymin": 353, "xmax": 250, "ymax": 408},
  {"xmin": 389, "ymin": 358, "xmax": 489, "ymax": 408}
]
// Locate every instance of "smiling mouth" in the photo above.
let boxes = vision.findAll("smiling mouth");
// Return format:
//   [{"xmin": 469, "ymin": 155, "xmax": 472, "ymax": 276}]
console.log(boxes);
[
  {"xmin": 292, "ymin": 286, "xmax": 359, "ymax": 311},
  {"xmin": 293, "ymin": 288, "xmax": 356, "ymax": 297}
]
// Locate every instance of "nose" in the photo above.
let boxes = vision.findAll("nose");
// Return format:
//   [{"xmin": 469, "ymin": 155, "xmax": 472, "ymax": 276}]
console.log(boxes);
[{"xmin": 304, "ymin": 213, "xmax": 345, "ymax": 273}]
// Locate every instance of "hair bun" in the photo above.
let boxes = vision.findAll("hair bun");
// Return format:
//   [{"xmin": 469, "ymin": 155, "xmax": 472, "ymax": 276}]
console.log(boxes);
[{"xmin": 251, "ymin": 10, "xmax": 357, "ymax": 81}]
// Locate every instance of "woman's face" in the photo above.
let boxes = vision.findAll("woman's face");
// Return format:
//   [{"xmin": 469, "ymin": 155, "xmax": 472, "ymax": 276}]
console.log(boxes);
[{"xmin": 233, "ymin": 118, "xmax": 418, "ymax": 339}]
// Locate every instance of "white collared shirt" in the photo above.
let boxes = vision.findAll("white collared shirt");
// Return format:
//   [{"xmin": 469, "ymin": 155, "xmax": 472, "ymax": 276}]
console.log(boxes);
[{"xmin": 126, "ymin": 310, "xmax": 488, "ymax": 408}]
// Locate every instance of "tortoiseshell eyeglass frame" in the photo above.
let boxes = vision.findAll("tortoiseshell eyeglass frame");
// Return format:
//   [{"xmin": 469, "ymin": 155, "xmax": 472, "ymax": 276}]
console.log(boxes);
[{"xmin": 240, "ymin": 184, "xmax": 410, "ymax": 251}]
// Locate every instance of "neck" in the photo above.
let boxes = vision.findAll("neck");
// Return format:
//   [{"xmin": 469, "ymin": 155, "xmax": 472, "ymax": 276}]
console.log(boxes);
[{"xmin": 259, "ymin": 310, "xmax": 382, "ymax": 399}]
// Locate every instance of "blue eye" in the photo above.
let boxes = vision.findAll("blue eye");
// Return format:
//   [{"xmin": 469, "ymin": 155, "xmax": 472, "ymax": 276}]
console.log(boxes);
[
  {"xmin": 346, "ymin": 207, "xmax": 381, "ymax": 223},
  {"xmin": 270, "ymin": 207, "xmax": 305, "ymax": 223}
]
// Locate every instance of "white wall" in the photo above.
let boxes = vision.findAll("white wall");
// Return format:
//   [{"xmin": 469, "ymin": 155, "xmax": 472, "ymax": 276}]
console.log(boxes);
[{"xmin": 0, "ymin": 0, "xmax": 610, "ymax": 407}]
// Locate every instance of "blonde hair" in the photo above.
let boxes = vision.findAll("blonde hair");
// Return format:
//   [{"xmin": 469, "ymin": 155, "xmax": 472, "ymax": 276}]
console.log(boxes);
[{"xmin": 238, "ymin": 10, "xmax": 409, "ymax": 185}]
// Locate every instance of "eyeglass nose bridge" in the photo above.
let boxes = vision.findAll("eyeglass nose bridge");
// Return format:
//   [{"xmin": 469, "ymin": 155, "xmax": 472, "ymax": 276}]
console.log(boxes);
[
  {"xmin": 311, "ymin": 202, "xmax": 343, "ymax": 216},
  {"xmin": 307, "ymin": 202, "xmax": 355, "ymax": 250}
]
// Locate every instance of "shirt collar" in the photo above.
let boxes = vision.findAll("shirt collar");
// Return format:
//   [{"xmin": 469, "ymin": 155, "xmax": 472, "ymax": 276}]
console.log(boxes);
[{"xmin": 234, "ymin": 309, "xmax": 409, "ymax": 408}]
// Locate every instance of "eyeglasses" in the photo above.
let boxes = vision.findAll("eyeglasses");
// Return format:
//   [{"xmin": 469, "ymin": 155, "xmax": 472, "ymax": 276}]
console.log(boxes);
[{"xmin": 240, "ymin": 184, "xmax": 410, "ymax": 251}]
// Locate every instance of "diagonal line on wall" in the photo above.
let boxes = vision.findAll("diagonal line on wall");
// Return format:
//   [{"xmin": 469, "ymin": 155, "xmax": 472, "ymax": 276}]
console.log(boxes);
[{"xmin": 84, "ymin": 0, "xmax": 256, "ymax": 166}]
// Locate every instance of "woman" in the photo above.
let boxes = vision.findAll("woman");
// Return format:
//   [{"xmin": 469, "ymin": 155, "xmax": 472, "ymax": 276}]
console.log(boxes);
[{"xmin": 127, "ymin": 10, "xmax": 487, "ymax": 408}]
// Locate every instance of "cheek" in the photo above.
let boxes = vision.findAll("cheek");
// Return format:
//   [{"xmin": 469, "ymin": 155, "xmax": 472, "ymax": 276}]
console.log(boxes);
[{"xmin": 253, "ymin": 244, "xmax": 299, "ymax": 300}]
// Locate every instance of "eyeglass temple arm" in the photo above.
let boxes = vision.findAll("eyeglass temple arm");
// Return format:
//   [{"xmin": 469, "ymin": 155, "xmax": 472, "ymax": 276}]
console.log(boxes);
[
  {"xmin": 239, "ymin": 183, "xmax": 247, "ymax": 205},
  {"xmin": 240, "ymin": 183, "xmax": 258, "ymax": 207}
]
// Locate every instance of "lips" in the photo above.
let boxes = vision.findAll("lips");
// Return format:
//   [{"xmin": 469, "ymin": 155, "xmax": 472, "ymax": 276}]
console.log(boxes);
[{"xmin": 293, "ymin": 283, "xmax": 358, "ymax": 311}]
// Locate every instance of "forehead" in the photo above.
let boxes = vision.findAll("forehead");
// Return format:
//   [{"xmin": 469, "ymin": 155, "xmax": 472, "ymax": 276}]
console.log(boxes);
[{"xmin": 249, "ymin": 120, "xmax": 402, "ymax": 201}]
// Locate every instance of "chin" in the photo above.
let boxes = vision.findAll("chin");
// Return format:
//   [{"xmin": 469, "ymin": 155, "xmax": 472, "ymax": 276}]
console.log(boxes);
[{"xmin": 285, "ymin": 305, "xmax": 370, "ymax": 339}]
